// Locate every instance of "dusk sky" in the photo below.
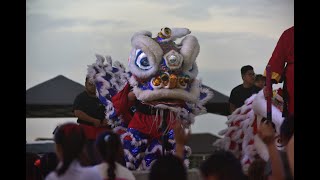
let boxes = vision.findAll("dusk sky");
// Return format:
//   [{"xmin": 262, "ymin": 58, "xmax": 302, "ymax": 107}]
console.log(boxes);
[{"xmin": 26, "ymin": 0, "xmax": 293, "ymax": 141}]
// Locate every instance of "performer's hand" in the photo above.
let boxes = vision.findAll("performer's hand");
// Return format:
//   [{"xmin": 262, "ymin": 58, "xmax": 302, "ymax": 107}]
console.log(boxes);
[
  {"xmin": 100, "ymin": 119, "xmax": 110, "ymax": 128},
  {"xmin": 128, "ymin": 91, "xmax": 136, "ymax": 101},
  {"xmin": 174, "ymin": 121, "xmax": 190, "ymax": 159},
  {"xmin": 174, "ymin": 121, "xmax": 190, "ymax": 145},
  {"xmin": 93, "ymin": 119, "xmax": 101, "ymax": 127},
  {"xmin": 258, "ymin": 120, "xmax": 276, "ymax": 145}
]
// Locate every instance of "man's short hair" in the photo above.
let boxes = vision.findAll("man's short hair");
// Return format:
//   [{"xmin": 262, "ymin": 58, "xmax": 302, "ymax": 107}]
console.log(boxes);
[
  {"xmin": 255, "ymin": 74, "xmax": 266, "ymax": 82},
  {"xmin": 149, "ymin": 154, "xmax": 187, "ymax": 180},
  {"xmin": 200, "ymin": 149, "xmax": 247, "ymax": 180},
  {"xmin": 241, "ymin": 65, "xmax": 254, "ymax": 75}
]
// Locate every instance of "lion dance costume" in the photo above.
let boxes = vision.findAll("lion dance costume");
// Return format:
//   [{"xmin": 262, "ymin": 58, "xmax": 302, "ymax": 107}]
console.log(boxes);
[
  {"xmin": 215, "ymin": 88, "xmax": 285, "ymax": 173},
  {"xmin": 86, "ymin": 27, "xmax": 213, "ymax": 170}
]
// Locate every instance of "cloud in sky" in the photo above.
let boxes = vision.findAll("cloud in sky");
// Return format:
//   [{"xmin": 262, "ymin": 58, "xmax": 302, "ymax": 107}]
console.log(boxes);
[
  {"xmin": 26, "ymin": 0, "xmax": 293, "ymax": 136},
  {"xmin": 26, "ymin": 0, "xmax": 293, "ymax": 94}
]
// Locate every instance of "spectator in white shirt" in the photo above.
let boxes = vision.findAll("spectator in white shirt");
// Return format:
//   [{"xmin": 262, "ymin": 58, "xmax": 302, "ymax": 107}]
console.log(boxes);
[
  {"xmin": 45, "ymin": 122, "xmax": 102, "ymax": 180},
  {"xmin": 93, "ymin": 131, "xmax": 136, "ymax": 180}
]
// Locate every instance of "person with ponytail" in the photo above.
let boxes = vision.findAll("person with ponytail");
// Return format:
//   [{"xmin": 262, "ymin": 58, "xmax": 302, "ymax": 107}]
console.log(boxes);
[
  {"xmin": 93, "ymin": 131, "xmax": 135, "ymax": 180},
  {"xmin": 45, "ymin": 122, "xmax": 102, "ymax": 180}
]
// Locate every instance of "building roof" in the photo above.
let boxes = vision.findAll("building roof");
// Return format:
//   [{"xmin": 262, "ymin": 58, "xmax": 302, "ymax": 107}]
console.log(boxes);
[
  {"xmin": 26, "ymin": 75, "xmax": 84, "ymax": 105},
  {"xmin": 202, "ymin": 85, "xmax": 230, "ymax": 116},
  {"xmin": 27, "ymin": 133, "xmax": 221, "ymax": 155},
  {"xmin": 26, "ymin": 75, "xmax": 229, "ymax": 117},
  {"xmin": 187, "ymin": 133, "xmax": 221, "ymax": 154},
  {"xmin": 26, "ymin": 75, "xmax": 85, "ymax": 117}
]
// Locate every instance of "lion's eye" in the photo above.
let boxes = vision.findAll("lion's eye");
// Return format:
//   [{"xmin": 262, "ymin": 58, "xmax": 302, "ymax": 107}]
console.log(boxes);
[{"xmin": 135, "ymin": 49, "xmax": 152, "ymax": 70}]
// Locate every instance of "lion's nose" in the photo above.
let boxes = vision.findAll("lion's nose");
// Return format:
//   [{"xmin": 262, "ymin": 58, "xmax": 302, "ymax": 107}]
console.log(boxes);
[{"xmin": 168, "ymin": 74, "xmax": 178, "ymax": 89}]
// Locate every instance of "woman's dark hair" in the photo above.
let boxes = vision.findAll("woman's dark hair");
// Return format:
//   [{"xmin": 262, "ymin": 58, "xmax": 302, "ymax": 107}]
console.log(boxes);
[
  {"xmin": 95, "ymin": 131, "xmax": 124, "ymax": 180},
  {"xmin": 53, "ymin": 122, "xmax": 86, "ymax": 176},
  {"xmin": 200, "ymin": 149, "xmax": 247, "ymax": 180},
  {"xmin": 247, "ymin": 158, "xmax": 267, "ymax": 180},
  {"xmin": 38, "ymin": 152, "xmax": 59, "ymax": 177},
  {"xmin": 26, "ymin": 152, "xmax": 43, "ymax": 180},
  {"xmin": 149, "ymin": 154, "xmax": 187, "ymax": 180}
]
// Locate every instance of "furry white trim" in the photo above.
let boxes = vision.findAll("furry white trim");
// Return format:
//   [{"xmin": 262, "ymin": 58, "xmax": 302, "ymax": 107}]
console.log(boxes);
[
  {"xmin": 226, "ymin": 114, "xmax": 241, "ymax": 125},
  {"xmin": 239, "ymin": 118, "xmax": 251, "ymax": 130},
  {"xmin": 95, "ymin": 54, "xmax": 105, "ymax": 66},
  {"xmin": 188, "ymin": 108, "xmax": 201, "ymax": 119},
  {"xmin": 218, "ymin": 128, "xmax": 228, "ymax": 136},
  {"xmin": 95, "ymin": 76, "xmax": 111, "ymax": 96},
  {"xmin": 252, "ymin": 90, "xmax": 284, "ymax": 133},
  {"xmin": 104, "ymin": 102, "xmax": 115, "ymax": 118},
  {"xmin": 105, "ymin": 55, "xmax": 112, "ymax": 65},
  {"xmin": 131, "ymin": 77, "xmax": 201, "ymax": 103},
  {"xmin": 245, "ymin": 93, "xmax": 257, "ymax": 104},
  {"xmin": 168, "ymin": 139, "xmax": 175, "ymax": 145},
  {"xmin": 228, "ymin": 108, "xmax": 241, "ymax": 119},
  {"xmin": 184, "ymin": 159, "xmax": 190, "ymax": 168},
  {"xmin": 240, "ymin": 104, "xmax": 253, "ymax": 116},
  {"xmin": 132, "ymin": 30, "xmax": 152, "ymax": 38},
  {"xmin": 224, "ymin": 126, "xmax": 238, "ymax": 137},
  {"xmin": 244, "ymin": 144, "xmax": 256, "ymax": 157},
  {"xmin": 87, "ymin": 65, "xmax": 97, "ymax": 79},
  {"xmin": 141, "ymin": 159, "xmax": 156, "ymax": 170},
  {"xmin": 126, "ymin": 162, "xmax": 136, "ymax": 170},
  {"xmin": 129, "ymin": 34, "xmax": 163, "ymax": 79},
  {"xmin": 180, "ymin": 35, "xmax": 200, "ymax": 71},
  {"xmin": 233, "ymin": 130, "xmax": 243, "ymax": 141},
  {"xmin": 102, "ymin": 55, "xmax": 113, "ymax": 72},
  {"xmin": 198, "ymin": 85, "xmax": 214, "ymax": 105},
  {"xmin": 184, "ymin": 62, "xmax": 199, "ymax": 80},
  {"xmin": 113, "ymin": 126, "xmax": 127, "ymax": 134},
  {"xmin": 113, "ymin": 60, "xmax": 126, "ymax": 72},
  {"xmin": 169, "ymin": 28, "xmax": 191, "ymax": 41},
  {"xmin": 121, "ymin": 132, "xmax": 148, "ymax": 147},
  {"xmin": 145, "ymin": 144, "xmax": 162, "ymax": 155},
  {"xmin": 124, "ymin": 149, "xmax": 136, "ymax": 162},
  {"xmin": 184, "ymin": 145, "xmax": 192, "ymax": 157},
  {"xmin": 153, "ymin": 104, "xmax": 181, "ymax": 112},
  {"xmin": 88, "ymin": 56, "xmax": 129, "ymax": 97},
  {"xmin": 254, "ymin": 135, "xmax": 269, "ymax": 161}
]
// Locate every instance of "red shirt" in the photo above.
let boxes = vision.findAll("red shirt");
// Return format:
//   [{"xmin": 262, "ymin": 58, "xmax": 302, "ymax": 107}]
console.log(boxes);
[{"xmin": 266, "ymin": 26, "xmax": 294, "ymax": 115}]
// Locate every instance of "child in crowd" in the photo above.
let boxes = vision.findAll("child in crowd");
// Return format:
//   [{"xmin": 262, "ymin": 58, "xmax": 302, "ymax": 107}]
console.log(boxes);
[
  {"xmin": 93, "ymin": 131, "xmax": 136, "ymax": 180},
  {"xmin": 45, "ymin": 122, "xmax": 102, "ymax": 180}
]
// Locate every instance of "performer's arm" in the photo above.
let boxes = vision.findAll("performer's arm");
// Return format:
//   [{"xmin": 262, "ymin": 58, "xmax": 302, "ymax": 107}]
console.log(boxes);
[
  {"xmin": 74, "ymin": 110, "xmax": 102, "ymax": 127},
  {"xmin": 258, "ymin": 121, "xmax": 285, "ymax": 180},
  {"xmin": 128, "ymin": 91, "xmax": 136, "ymax": 101},
  {"xmin": 264, "ymin": 29, "xmax": 288, "ymax": 83},
  {"xmin": 111, "ymin": 83, "xmax": 135, "ymax": 125},
  {"xmin": 174, "ymin": 121, "xmax": 190, "ymax": 160}
]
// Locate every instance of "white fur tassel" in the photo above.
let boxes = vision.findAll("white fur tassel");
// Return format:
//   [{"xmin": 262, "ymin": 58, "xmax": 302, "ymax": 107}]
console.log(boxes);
[{"xmin": 254, "ymin": 135, "xmax": 269, "ymax": 161}]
